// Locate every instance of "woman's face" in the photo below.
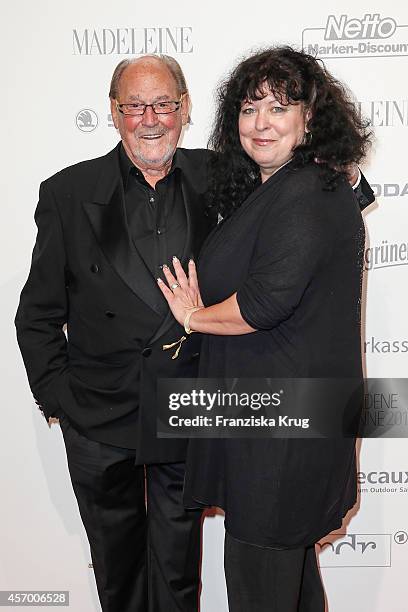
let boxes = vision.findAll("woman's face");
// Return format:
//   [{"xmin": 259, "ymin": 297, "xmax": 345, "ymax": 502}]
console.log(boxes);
[{"xmin": 239, "ymin": 89, "xmax": 309, "ymax": 183}]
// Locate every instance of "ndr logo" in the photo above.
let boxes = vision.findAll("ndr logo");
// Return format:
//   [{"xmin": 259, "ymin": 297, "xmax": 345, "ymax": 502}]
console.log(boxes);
[
  {"xmin": 302, "ymin": 14, "xmax": 408, "ymax": 59},
  {"xmin": 317, "ymin": 533, "xmax": 391, "ymax": 567}
]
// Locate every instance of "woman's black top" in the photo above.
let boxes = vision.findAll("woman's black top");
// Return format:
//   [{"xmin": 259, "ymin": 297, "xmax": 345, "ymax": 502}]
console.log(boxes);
[{"xmin": 184, "ymin": 161, "xmax": 365, "ymax": 549}]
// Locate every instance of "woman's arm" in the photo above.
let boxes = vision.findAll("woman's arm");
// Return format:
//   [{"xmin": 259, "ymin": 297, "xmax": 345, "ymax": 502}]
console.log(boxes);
[
  {"xmin": 188, "ymin": 294, "xmax": 255, "ymax": 335},
  {"xmin": 158, "ymin": 187, "xmax": 336, "ymax": 338}
]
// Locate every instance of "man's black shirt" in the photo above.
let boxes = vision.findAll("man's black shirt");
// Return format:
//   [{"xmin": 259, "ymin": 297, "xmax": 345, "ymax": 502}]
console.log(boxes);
[{"xmin": 119, "ymin": 144, "xmax": 187, "ymax": 278}]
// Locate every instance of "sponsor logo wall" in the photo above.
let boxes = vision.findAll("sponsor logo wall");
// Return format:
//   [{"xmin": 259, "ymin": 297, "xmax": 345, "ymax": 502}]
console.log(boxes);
[{"xmin": 1, "ymin": 2, "xmax": 407, "ymax": 611}]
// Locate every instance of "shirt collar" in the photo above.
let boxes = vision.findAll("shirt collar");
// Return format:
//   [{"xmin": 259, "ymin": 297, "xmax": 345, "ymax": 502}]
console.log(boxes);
[{"xmin": 119, "ymin": 143, "xmax": 182, "ymax": 189}]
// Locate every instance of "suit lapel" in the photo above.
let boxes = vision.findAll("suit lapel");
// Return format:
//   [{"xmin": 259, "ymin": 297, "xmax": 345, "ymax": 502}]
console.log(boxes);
[
  {"xmin": 83, "ymin": 146, "xmax": 211, "ymax": 343},
  {"xmin": 181, "ymin": 176, "xmax": 211, "ymax": 263},
  {"xmin": 82, "ymin": 147, "xmax": 167, "ymax": 317}
]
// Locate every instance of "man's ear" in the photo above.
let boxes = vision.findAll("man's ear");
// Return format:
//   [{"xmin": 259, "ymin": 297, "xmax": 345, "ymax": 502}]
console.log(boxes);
[
  {"xmin": 110, "ymin": 98, "xmax": 119, "ymax": 130},
  {"xmin": 181, "ymin": 93, "xmax": 191, "ymax": 126}
]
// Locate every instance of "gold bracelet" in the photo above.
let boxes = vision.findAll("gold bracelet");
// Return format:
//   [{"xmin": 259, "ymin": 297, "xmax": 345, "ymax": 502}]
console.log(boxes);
[{"xmin": 184, "ymin": 307, "xmax": 203, "ymax": 335}]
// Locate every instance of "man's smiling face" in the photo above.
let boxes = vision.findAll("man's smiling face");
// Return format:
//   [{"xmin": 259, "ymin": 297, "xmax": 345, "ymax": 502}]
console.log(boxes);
[{"xmin": 111, "ymin": 57, "xmax": 189, "ymax": 176}]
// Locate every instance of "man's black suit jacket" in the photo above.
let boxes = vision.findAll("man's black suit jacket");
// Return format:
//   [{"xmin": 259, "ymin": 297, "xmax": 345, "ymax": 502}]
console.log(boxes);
[{"xmin": 15, "ymin": 144, "xmax": 213, "ymax": 464}]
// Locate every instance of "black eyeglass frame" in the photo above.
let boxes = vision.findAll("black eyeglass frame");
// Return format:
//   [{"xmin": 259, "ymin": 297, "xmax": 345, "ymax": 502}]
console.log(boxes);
[{"xmin": 116, "ymin": 96, "xmax": 184, "ymax": 116}]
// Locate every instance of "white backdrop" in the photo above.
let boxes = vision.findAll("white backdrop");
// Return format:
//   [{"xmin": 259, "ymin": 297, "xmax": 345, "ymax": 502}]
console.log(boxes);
[{"xmin": 1, "ymin": 1, "xmax": 407, "ymax": 610}]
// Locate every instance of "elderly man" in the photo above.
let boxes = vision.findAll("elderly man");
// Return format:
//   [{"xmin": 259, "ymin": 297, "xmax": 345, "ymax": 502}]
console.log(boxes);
[{"xmin": 15, "ymin": 55, "xmax": 213, "ymax": 612}]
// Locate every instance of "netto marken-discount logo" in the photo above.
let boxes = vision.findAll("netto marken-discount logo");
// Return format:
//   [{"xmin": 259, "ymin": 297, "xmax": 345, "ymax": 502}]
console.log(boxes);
[
  {"xmin": 364, "ymin": 240, "xmax": 408, "ymax": 271},
  {"xmin": 73, "ymin": 27, "xmax": 193, "ymax": 55},
  {"xmin": 302, "ymin": 14, "xmax": 408, "ymax": 58}
]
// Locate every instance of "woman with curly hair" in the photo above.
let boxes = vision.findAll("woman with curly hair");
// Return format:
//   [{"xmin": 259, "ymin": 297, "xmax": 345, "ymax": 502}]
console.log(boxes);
[{"xmin": 158, "ymin": 46, "xmax": 373, "ymax": 610}]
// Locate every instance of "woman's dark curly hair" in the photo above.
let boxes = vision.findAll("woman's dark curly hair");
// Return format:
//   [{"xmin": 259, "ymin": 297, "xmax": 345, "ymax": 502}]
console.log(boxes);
[{"xmin": 208, "ymin": 46, "xmax": 373, "ymax": 218}]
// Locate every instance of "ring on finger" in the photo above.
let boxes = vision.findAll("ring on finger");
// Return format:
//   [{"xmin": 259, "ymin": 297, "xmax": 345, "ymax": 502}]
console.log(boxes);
[{"xmin": 171, "ymin": 283, "xmax": 180, "ymax": 290}]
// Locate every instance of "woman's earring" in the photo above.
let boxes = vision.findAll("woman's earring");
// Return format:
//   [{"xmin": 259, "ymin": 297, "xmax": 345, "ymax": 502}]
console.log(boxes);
[{"xmin": 303, "ymin": 131, "xmax": 313, "ymax": 146}]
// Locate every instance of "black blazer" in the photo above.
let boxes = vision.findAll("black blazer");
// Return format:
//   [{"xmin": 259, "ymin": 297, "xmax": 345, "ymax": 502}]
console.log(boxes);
[{"xmin": 15, "ymin": 144, "xmax": 213, "ymax": 463}]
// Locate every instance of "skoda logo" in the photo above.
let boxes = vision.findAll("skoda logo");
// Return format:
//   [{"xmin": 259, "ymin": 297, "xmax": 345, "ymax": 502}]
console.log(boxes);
[{"xmin": 76, "ymin": 109, "xmax": 98, "ymax": 132}]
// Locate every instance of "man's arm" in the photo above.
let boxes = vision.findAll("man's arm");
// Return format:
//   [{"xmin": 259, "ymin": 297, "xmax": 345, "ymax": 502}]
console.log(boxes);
[
  {"xmin": 347, "ymin": 165, "xmax": 375, "ymax": 210},
  {"xmin": 15, "ymin": 181, "xmax": 69, "ymax": 419}
]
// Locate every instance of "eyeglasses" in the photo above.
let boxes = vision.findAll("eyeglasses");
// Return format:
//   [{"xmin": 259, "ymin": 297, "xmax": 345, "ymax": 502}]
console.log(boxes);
[{"xmin": 116, "ymin": 97, "xmax": 183, "ymax": 116}]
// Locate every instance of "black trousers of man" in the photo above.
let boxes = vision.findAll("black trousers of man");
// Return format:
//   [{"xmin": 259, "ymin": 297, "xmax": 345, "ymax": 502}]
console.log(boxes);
[{"xmin": 59, "ymin": 412, "xmax": 202, "ymax": 612}]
